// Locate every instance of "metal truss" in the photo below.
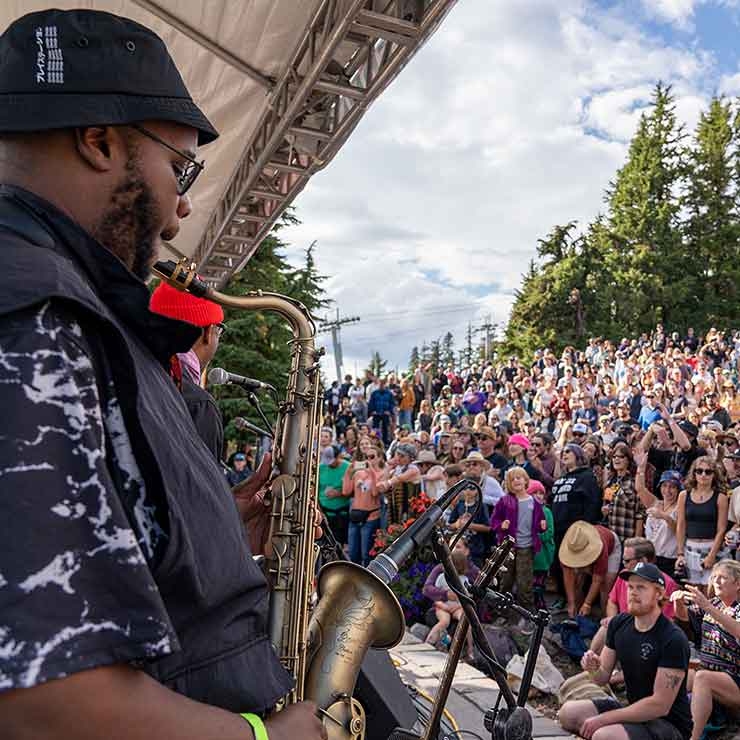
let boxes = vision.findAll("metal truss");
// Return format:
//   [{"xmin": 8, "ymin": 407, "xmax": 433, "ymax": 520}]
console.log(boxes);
[{"xmin": 192, "ymin": 0, "xmax": 458, "ymax": 287}]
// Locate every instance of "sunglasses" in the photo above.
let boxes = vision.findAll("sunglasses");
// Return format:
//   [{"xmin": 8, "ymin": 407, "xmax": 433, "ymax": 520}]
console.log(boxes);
[
  {"xmin": 612, "ymin": 453, "xmax": 627, "ymax": 459},
  {"xmin": 695, "ymin": 468, "xmax": 714, "ymax": 476},
  {"xmin": 130, "ymin": 123, "xmax": 205, "ymax": 195}
]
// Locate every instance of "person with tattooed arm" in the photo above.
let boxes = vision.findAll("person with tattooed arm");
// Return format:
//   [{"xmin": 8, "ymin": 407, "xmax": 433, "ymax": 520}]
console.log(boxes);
[{"xmin": 559, "ymin": 562, "xmax": 692, "ymax": 740}]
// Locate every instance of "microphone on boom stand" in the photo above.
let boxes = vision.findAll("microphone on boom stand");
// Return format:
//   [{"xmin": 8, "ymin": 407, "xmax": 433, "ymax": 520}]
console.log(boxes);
[
  {"xmin": 233, "ymin": 416, "xmax": 273, "ymax": 439},
  {"xmin": 208, "ymin": 367, "xmax": 276, "ymax": 393}
]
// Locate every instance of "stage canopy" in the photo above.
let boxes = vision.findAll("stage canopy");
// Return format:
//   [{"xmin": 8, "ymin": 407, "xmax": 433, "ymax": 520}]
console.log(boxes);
[{"xmin": 1, "ymin": 1, "xmax": 457, "ymax": 286}]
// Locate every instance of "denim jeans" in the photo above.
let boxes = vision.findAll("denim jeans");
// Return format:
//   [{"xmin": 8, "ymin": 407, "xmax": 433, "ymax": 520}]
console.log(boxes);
[
  {"xmin": 398, "ymin": 409, "xmax": 412, "ymax": 429},
  {"xmin": 348, "ymin": 517, "xmax": 381, "ymax": 566},
  {"xmin": 372, "ymin": 413, "xmax": 391, "ymax": 445}
]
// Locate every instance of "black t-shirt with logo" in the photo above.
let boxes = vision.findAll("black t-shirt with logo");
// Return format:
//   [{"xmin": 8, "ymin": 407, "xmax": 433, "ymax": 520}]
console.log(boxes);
[{"xmin": 606, "ymin": 613, "xmax": 692, "ymax": 737}]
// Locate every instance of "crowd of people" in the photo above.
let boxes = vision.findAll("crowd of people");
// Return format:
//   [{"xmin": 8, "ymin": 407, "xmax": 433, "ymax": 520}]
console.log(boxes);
[{"xmin": 316, "ymin": 326, "xmax": 740, "ymax": 740}]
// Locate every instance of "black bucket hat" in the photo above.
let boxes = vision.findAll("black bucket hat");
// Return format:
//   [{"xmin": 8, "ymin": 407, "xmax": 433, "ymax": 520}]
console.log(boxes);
[{"xmin": 0, "ymin": 8, "xmax": 218, "ymax": 145}]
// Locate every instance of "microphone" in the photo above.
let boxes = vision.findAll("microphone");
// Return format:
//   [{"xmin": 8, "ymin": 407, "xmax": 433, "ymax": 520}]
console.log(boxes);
[
  {"xmin": 208, "ymin": 367, "xmax": 275, "ymax": 392},
  {"xmin": 234, "ymin": 416, "xmax": 273, "ymax": 439},
  {"xmin": 367, "ymin": 478, "xmax": 478, "ymax": 585}
]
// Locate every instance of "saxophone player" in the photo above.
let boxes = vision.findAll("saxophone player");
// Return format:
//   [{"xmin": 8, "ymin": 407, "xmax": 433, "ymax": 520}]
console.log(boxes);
[{"xmin": 0, "ymin": 9, "xmax": 325, "ymax": 740}]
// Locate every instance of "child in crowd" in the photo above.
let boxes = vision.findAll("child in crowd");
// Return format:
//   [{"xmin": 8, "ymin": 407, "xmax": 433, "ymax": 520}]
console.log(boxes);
[
  {"xmin": 490, "ymin": 467, "xmax": 547, "ymax": 621},
  {"xmin": 528, "ymin": 479, "xmax": 555, "ymax": 610},
  {"xmin": 448, "ymin": 480, "xmax": 491, "ymax": 565},
  {"xmin": 424, "ymin": 549, "xmax": 475, "ymax": 661}
]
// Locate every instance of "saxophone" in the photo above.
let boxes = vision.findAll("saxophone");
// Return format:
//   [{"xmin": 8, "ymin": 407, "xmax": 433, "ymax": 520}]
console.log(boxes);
[{"xmin": 154, "ymin": 260, "xmax": 405, "ymax": 740}]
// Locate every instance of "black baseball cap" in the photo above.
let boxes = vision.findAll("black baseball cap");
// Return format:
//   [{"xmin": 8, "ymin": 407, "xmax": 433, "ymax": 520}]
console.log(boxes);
[
  {"xmin": 0, "ymin": 9, "xmax": 218, "ymax": 145},
  {"xmin": 618, "ymin": 562, "xmax": 666, "ymax": 588}
]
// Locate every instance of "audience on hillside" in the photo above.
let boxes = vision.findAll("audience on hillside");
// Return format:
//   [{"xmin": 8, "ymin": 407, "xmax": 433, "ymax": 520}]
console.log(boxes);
[{"xmin": 238, "ymin": 325, "xmax": 740, "ymax": 736}]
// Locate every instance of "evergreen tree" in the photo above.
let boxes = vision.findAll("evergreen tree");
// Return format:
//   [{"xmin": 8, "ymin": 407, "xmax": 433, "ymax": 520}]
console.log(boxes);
[
  {"xmin": 211, "ymin": 216, "xmax": 328, "ymax": 443},
  {"xmin": 429, "ymin": 339, "xmax": 442, "ymax": 373},
  {"xmin": 366, "ymin": 350, "xmax": 388, "ymax": 378},
  {"xmin": 503, "ymin": 83, "xmax": 702, "ymax": 355},
  {"xmin": 605, "ymin": 83, "xmax": 684, "ymax": 328},
  {"xmin": 441, "ymin": 332, "xmax": 455, "ymax": 367},
  {"xmin": 464, "ymin": 323, "xmax": 474, "ymax": 367},
  {"xmin": 408, "ymin": 346, "xmax": 420, "ymax": 373},
  {"xmin": 286, "ymin": 240, "xmax": 331, "ymax": 315},
  {"xmin": 683, "ymin": 97, "xmax": 740, "ymax": 325}
]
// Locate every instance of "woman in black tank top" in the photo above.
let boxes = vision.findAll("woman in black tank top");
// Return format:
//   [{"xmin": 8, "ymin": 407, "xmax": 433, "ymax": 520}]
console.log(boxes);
[{"xmin": 675, "ymin": 456, "xmax": 729, "ymax": 587}]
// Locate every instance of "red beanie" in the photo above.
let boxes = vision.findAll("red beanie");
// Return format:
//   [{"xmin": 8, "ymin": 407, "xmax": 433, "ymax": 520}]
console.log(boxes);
[{"xmin": 150, "ymin": 281, "xmax": 224, "ymax": 327}]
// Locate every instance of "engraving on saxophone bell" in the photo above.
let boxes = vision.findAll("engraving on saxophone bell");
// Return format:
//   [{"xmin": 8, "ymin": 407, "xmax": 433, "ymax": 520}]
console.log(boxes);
[{"xmin": 321, "ymin": 587, "xmax": 375, "ymax": 672}]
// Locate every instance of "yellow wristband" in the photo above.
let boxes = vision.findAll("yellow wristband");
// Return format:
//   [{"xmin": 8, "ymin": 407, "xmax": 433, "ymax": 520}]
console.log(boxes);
[{"xmin": 240, "ymin": 713, "xmax": 269, "ymax": 740}]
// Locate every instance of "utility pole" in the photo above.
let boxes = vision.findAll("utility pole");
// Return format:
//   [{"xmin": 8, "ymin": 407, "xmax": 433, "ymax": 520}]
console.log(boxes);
[
  {"xmin": 318, "ymin": 308, "xmax": 360, "ymax": 382},
  {"xmin": 475, "ymin": 315, "xmax": 497, "ymax": 363}
]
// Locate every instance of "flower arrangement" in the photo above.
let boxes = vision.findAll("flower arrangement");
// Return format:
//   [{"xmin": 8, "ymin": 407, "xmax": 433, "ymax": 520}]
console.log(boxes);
[{"xmin": 370, "ymin": 490, "xmax": 437, "ymax": 624}]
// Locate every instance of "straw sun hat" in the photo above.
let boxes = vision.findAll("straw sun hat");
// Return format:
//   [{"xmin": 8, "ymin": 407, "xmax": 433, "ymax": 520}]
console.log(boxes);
[{"xmin": 558, "ymin": 521, "xmax": 603, "ymax": 569}]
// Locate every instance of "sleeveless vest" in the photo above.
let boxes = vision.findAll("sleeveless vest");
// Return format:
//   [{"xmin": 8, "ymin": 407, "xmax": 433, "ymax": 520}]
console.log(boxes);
[{"xmin": 0, "ymin": 186, "xmax": 293, "ymax": 712}]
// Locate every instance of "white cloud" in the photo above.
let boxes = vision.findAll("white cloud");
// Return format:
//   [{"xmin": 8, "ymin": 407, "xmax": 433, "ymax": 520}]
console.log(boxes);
[
  {"xmin": 281, "ymin": 0, "xmax": 719, "ymax": 379},
  {"xmin": 641, "ymin": 0, "xmax": 699, "ymax": 28}
]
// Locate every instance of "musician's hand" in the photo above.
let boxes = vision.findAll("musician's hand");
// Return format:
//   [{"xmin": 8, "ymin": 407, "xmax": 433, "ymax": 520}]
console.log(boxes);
[
  {"xmin": 232, "ymin": 453, "xmax": 273, "ymax": 556},
  {"xmin": 232, "ymin": 452, "xmax": 272, "ymax": 512},
  {"xmin": 264, "ymin": 701, "xmax": 327, "ymax": 740}
]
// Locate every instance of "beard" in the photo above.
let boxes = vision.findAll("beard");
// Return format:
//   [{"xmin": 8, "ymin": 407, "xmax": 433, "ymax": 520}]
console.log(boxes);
[{"xmin": 92, "ymin": 147, "xmax": 162, "ymax": 280}]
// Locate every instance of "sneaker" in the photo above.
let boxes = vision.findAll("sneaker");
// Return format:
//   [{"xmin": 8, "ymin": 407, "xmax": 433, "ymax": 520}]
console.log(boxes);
[{"xmin": 551, "ymin": 597, "xmax": 567, "ymax": 612}]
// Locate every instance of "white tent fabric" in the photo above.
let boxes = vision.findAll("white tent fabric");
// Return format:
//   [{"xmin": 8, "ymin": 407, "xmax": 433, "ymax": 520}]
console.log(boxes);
[{"xmin": 0, "ymin": 1, "xmax": 456, "ymax": 284}]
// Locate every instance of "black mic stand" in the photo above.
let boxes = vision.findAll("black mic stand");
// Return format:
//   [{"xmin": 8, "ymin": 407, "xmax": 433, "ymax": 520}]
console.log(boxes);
[
  {"xmin": 469, "ymin": 588, "xmax": 550, "ymax": 740},
  {"xmin": 429, "ymin": 533, "xmax": 550, "ymax": 740}
]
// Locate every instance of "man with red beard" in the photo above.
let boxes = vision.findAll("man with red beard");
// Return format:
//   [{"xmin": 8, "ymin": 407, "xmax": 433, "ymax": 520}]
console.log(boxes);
[{"xmin": 559, "ymin": 563, "xmax": 693, "ymax": 740}]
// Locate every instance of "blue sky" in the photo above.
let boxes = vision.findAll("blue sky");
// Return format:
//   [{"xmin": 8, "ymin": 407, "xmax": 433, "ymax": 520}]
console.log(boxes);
[{"xmin": 281, "ymin": 0, "xmax": 740, "ymax": 379}]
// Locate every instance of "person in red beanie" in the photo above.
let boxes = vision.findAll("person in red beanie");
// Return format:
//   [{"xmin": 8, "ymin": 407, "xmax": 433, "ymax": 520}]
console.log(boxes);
[{"xmin": 150, "ymin": 280, "xmax": 226, "ymax": 461}]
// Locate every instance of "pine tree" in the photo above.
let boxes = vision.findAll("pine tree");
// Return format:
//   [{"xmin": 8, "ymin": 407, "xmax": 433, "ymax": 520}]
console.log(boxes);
[
  {"xmin": 441, "ymin": 332, "xmax": 455, "ymax": 367},
  {"xmin": 605, "ymin": 83, "xmax": 684, "ymax": 328},
  {"xmin": 464, "ymin": 323, "xmax": 474, "ymax": 367},
  {"xmin": 286, "ymin": 240, "xmax": 332, "ymax": 316},
  {"xmin": 429, "ymin": 339, "xmax": 442, "ymax": 373},
  {"xmin": 683, "ymin": 97, "xmax": 740, "ymax": 325},
  {"xmin": 408, "ymin": 346, "xmax": 420, "ymax": 372},
  {"xmin": 366, "ymin": 351, "xmax": 388, "ymax": 378},
  {"xmin": 211, "ymin": 216, "xmax": 328, "ymax": 443}
]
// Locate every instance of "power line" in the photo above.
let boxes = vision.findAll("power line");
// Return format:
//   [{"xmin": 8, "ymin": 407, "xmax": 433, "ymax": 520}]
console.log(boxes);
[
  {"xmin": 346, "ymin": 314, "xmax": 480, "ymax": 344},
  {"xmin": 356, "ymin": 303, "xmax": 479, "ymax": 322}
]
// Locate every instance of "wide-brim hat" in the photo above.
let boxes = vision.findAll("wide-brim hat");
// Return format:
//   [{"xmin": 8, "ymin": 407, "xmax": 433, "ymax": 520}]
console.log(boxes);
[
  {"xmin": 0, "ymin": 9, "xmax": 218, "ymax": 146},
  {"xmin": 559, "ymin": 522, "xmax": 603, "ymax": 569},
  {"xmin": 416, "ymin": 449, "xmax": 439, "ymax": 465},
  {"xmin": 476, "ymin": 425, "xmax": 498, "ymax": 440},
  {"xmin": 461, "ymin": 451, "xmax": 492, "ymax": 472}
]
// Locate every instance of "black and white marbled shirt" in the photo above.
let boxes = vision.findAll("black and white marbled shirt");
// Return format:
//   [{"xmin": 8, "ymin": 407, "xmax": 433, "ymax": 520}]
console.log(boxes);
[{"xmin": 0, "ymin": 301, "xmax": 177, "ymax": 690}]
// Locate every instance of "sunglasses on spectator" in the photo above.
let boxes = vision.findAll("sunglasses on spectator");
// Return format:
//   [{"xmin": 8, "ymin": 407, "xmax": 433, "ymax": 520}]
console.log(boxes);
[
  {"xmin": 695, "ymin": 467, "xmax": 714, "ymax": 476},
  {"xmin": 612, "ymin": 453, "xmax": 627, "ymax": 459},
  {"xmin": 453, "ymin": 446, "xmax": 465, "ymax": 451}
]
